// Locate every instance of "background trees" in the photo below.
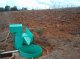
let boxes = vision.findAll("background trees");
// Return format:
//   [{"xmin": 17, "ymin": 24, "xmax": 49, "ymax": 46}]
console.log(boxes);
[
  {"xmin": 5, "ymin": 5, "xmax": 10, "ymax": 11},
  {"xmin": 11, "ymin": 6, "xmax": 18, "ymax": 11},
  {"xmin": 0, "ymin": 7, "xmax": 4, "ymax": 11},
  {"xmin": 0, "ymin": 5, "xmax": 27, "ymax": 12}
]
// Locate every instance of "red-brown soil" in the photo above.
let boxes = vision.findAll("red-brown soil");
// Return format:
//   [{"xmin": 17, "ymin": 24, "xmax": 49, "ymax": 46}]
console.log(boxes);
[{"xmin": 0, "ymin": 7, "xmax": 80, "ymax": 59}]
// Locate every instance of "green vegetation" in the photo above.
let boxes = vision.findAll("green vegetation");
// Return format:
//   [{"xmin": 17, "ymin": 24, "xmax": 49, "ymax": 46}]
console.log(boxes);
[
  {"xmin": 0, "ymin": 5, "xmax": 27, "ymax": 12},
  {"xmin": 0, "ymin": 7, "xmax": 4, "ymax": 11},
  {"xmin": 5, "ymin": 5, "xmax": 10, "ymax": 11},
  {"xmin": 36, "ymin": 28, "xmax": 43, "ymax": 36},
  {"xmin": 11, "ymin": 6, "xmax": 18, "ymax": 11}
]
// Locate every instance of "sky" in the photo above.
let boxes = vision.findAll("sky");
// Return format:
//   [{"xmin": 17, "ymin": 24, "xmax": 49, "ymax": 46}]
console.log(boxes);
[{"xmin": 0, "ymin": 0, "xmax": 80, "ymax": 10}]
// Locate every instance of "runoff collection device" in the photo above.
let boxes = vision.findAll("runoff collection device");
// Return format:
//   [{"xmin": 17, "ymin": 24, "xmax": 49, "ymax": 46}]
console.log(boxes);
[{"xmin": 8, "ymin": 24, "xmax": 42, "ymax": 58}]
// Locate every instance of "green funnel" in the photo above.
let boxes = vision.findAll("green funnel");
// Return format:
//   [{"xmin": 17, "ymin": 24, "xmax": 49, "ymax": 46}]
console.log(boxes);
[
  {"xmin": 19, "ymin": 44, "xmax": 42, "ymax": 58},
  {"xmin": 23, "ymin": 33, "xmax": 33, "ymax": 45}
]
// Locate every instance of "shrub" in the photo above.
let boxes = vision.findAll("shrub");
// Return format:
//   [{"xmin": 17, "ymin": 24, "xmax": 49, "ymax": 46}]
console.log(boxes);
[{"xmin": 36, "ymin": 28, "xmax": 43, "ymax": 36}]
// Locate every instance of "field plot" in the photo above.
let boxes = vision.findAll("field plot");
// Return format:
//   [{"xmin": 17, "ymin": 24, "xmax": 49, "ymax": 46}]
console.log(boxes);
[{"xmin": 0, "ymin": 7, "xmax": 80, "ymax": 59}]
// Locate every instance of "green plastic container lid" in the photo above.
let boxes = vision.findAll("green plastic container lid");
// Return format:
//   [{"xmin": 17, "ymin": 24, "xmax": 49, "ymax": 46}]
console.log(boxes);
[
  {"xmin": 9, "ymin": 24, "xmax": 22, "ymax": 33},
  {"xmin": 19, "ymin": 44, "xmax": 42, "ymax": 58}
]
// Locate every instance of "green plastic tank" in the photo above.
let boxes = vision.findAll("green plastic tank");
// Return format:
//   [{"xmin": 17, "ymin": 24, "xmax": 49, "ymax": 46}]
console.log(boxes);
[{"xmin": 9, "ymin": 24, "xmax": 23, "ymax": 49}]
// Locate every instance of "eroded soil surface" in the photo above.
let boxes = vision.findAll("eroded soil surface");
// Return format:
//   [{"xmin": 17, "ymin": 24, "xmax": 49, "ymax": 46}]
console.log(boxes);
[{"xmin": 0, "ymin": 7, "xmax": 80, "ymax": 59}]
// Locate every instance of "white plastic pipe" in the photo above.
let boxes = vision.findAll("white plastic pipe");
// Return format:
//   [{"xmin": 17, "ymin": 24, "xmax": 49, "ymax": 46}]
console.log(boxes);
[{"xmin": 0, "ymin": 50, "xmax": 19, "ymax": 54}]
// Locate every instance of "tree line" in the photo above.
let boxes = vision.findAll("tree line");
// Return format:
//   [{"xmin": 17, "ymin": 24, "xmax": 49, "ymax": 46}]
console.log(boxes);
[{"xmin": 0, "ymin": 5, "xmax": 27, "ymax": 12}]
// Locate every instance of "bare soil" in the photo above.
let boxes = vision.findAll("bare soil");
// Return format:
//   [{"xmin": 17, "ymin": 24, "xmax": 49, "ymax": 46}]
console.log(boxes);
[{"xmin": 0, "ymin": 7, "xmax": 80, "ymax": 59}]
